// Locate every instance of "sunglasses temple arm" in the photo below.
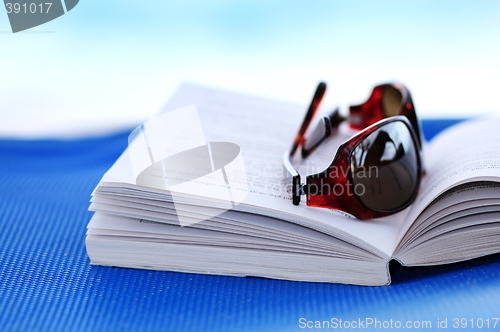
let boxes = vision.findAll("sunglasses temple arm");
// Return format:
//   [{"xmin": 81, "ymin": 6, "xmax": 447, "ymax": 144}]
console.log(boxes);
[
  {"xmin": 301, "ymin": 117, "xmax": 331, "ymax": 158},
  {"xmin": 283, "ymin": 151, "xmax": 306, "ymax": 205},
  {"xmin": 301, "ymin": 108, "xmax": 346, "ymax": 158},
  {"xmin": 289, "ymin": 82, "xmax": 327, "ymax": 156},
  {"xmin": 285, "ymin": 81, "xmax": 330, "ymax": 205}
]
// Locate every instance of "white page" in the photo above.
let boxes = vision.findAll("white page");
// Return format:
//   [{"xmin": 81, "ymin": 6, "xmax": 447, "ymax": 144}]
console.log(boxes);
[
  {"xmin": 87, "ymin": 213, "xmax": 378, "ymax": 260},
  {"xmin": 97, "ymin": 83, "xmax": 411, "ymax": 258},
  {"xmin": 398, "ymin": 182, "xmax": 500, "ymax": 250},
  {"xmin": 395, "ymin": 118, "xmax": 500, "ymax": 246}
]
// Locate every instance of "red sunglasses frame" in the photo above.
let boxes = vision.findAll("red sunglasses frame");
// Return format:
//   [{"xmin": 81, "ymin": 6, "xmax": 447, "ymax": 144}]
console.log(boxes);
[
  {"xmin": 284, "ymin": 83, "xmax": 423, "ymax": 219},
  {"xmin": 350, "ymin": 83, "xmax": 422, "ymax": 148}
]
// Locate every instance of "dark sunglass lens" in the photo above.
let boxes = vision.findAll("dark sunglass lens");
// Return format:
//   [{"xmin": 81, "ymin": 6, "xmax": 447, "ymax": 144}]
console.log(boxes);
[
  {"xmin": 350, "ymin": 121, "xmax": 419, "ymax": 212},
  {"xmin": 381, "ymin": 86, "xmax": 403, "ymax": 117}
]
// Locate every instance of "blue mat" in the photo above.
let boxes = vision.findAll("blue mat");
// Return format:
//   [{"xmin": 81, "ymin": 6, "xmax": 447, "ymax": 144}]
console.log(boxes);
[{"xmin": 2, "ymin": 119, "xmax": 500, "ymax": 332}]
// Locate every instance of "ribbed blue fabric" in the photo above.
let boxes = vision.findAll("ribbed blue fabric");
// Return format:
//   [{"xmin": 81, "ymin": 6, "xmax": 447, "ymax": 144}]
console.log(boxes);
[{"xmin": 1, "ymin": 119, "xmax": 500, "ymax": 332}]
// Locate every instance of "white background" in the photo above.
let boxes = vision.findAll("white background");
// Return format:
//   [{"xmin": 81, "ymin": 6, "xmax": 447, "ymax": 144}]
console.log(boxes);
[{"xmin": 1, "ymin": 0, "xmax": 499, "ymax": 137}]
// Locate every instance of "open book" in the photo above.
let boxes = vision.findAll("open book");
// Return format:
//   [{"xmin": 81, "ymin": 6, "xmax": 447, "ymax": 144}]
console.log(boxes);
[{"xmin": 86, "ymin": 84, "xmax": 500, "ymax": 286}]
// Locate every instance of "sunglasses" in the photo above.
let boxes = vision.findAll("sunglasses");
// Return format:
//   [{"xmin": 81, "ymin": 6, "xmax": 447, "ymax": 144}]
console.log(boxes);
[{"xmin": 283, "ymin": 82, "xmax": 424, "ymax": 219}]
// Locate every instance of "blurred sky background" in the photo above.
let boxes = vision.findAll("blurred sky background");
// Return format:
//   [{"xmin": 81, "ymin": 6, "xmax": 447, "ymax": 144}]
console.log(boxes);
[{"xmin": 1, "ymin": 0, "xmax": 500, "ymax": 137}]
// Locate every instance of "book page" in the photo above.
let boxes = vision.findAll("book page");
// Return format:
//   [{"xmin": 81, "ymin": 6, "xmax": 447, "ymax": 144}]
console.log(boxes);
[
  {"xmin": 99, "ymin": 83, "xmax": 410, "ymax": 258},
  {"xmin": 396, "ymin": 118, "xmax": 500, "ymax": 245}
]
